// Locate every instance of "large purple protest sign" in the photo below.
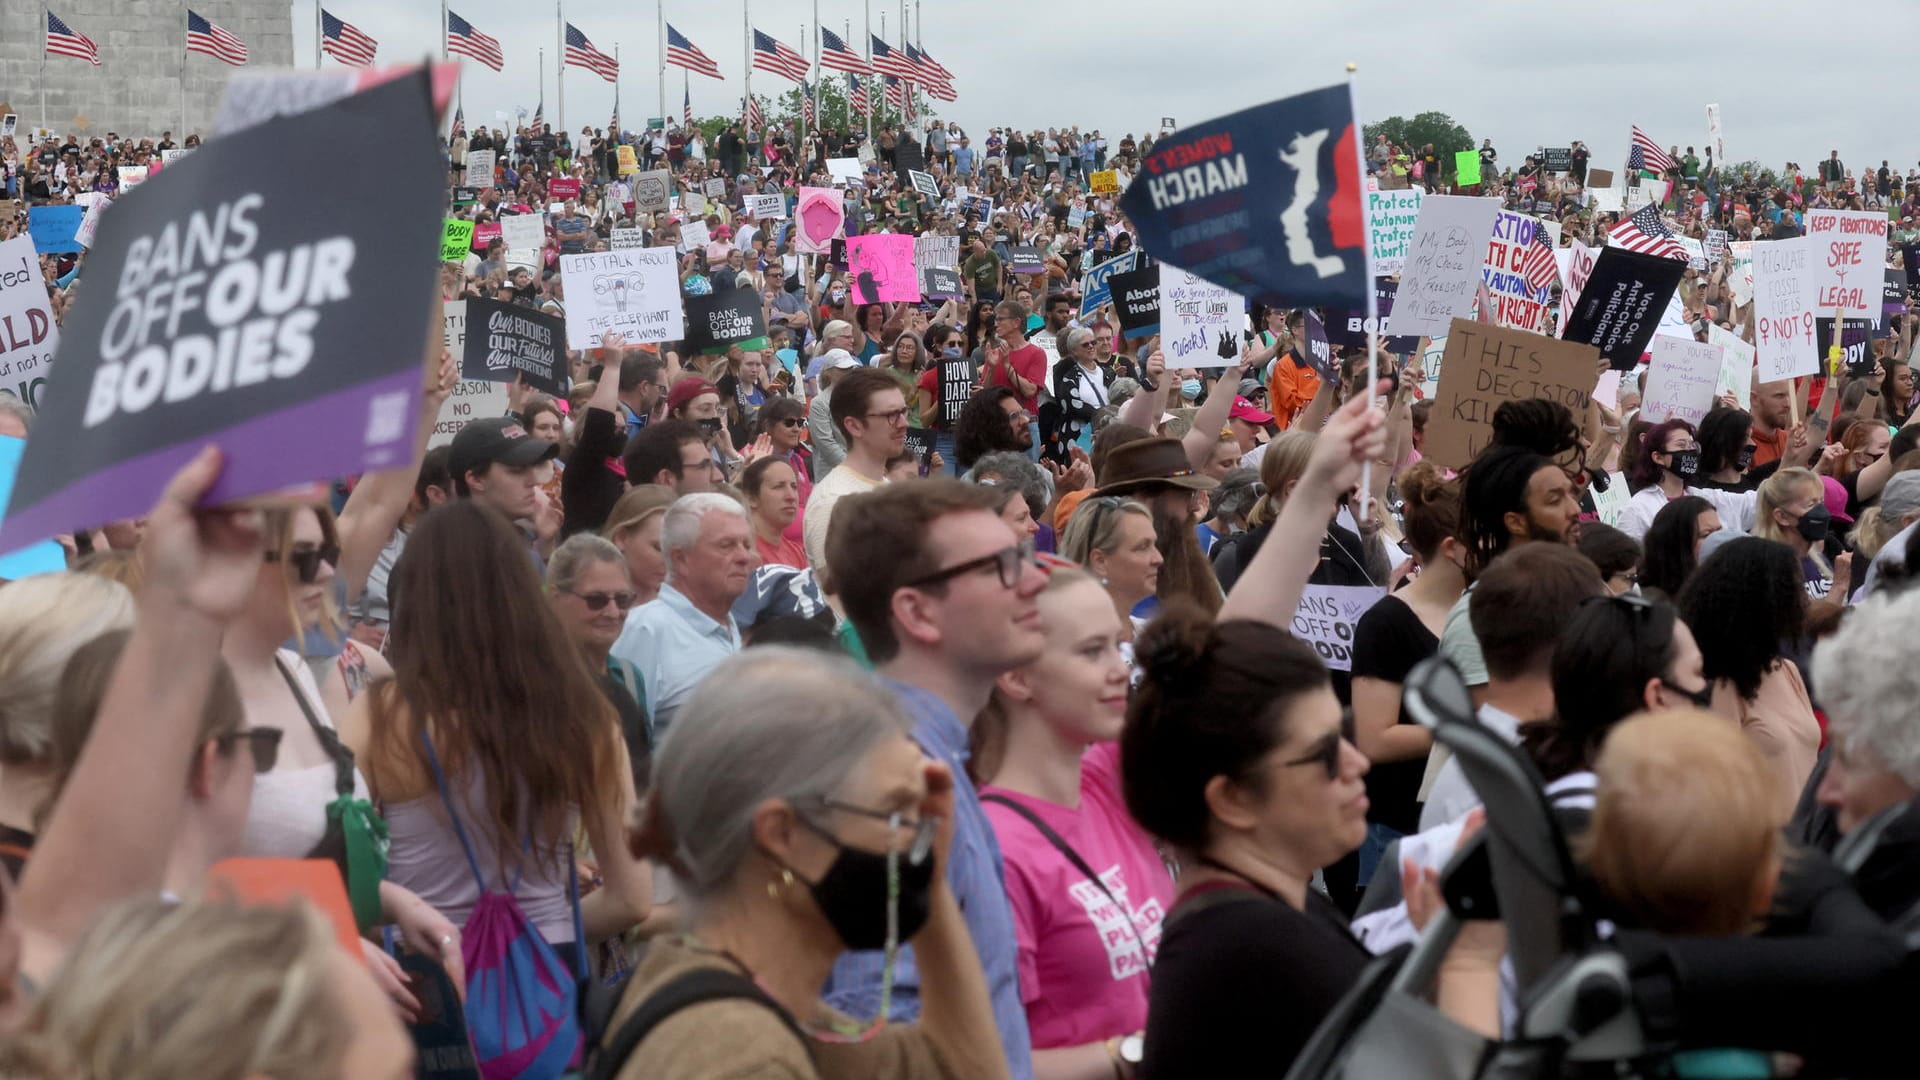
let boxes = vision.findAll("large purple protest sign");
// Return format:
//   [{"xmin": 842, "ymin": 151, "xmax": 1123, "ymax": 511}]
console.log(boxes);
[
  {"xmin": 0, "ymin": 71, "xmax": 443, "ymax": 551},
  {"xmin": 846, "ymin": 234, "xmax": 921, "ymax": 304}
]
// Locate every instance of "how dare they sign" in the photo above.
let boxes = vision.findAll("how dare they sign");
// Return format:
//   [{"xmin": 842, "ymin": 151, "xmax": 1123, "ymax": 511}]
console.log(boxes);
[{"xmin": 0, "ymin": 70, "xmax": 445, "ymax": 551}]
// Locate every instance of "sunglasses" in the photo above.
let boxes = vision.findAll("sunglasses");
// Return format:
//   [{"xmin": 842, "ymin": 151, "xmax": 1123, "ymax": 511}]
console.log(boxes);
[
  {"xmin": 216, "ymin": 727, "xmax": 283, "ymax": 774},
  {"xmin": 265, "ymin": 541, "xmax": 341, "ymax": 585},
  {"xmin": 1279, "ymin": 709, "xmax": 1357, "ymax": 780},
  {"xmin": 571, "ymin": 590, "xmax": 638, "ymax": 612},
  {"xmin": 777, "ymin": 416, "xmax": 807, "ymax": 429}
]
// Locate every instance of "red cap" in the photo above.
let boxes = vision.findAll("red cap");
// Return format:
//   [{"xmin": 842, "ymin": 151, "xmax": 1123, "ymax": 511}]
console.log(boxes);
[
  {"xmin": 667, "ymin": 377, "xmax": 719, "ymax": 414},
  {"xmin": 1229, "ymin": 396, "xmax": 1274, "ymax": 425}
]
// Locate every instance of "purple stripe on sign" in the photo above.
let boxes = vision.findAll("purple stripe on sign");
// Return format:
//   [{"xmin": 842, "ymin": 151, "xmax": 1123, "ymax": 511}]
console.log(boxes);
[{"xmin": 0, "ymin": 371, "xmax": 421, "ymax": 551}]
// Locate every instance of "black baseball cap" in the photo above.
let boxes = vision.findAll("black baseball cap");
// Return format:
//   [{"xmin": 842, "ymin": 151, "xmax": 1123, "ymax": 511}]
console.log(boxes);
[{"xmin": 448, "ymin": 416, "xmax": 558, "ymax": 486}]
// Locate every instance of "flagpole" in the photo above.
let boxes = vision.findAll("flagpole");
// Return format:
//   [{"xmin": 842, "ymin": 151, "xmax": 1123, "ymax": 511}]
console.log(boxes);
[
  {"xmin": 556, "ymin": 0, "xmax": 564, "ymax": 133},
  {"xmin": 440, "ymin": 0, "xmax": 448, "ymax": 60},
  {"xmin": 801, "ymin": 20, "xmax": 811, "ymax": 144},
  {"xmin": 179, "ymin": 20, "xmax": 187, "ymax": 140},
  {"xmin": 1347, "ymin": 63, "xmax": 1382, "ymax": 519},
  {"xmin": 742, "ymin": 0, "xmax": 751, "ymax": 131},
  {"xmin": 860, "ymin": 4, "xmax": 870, "ymax": 144},
  {"xmin": 614, "ymin": 43, "xmax": 620, "ymax": 137},
  {"xmin": 314, "ymin": 0, "xmax": 321, "ymax": 69}
]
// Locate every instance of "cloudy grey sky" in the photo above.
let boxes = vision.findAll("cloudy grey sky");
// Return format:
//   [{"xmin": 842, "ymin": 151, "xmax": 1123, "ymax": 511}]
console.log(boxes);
[{"xmin": 291, "ymin": 0, "xmax": 1914, "ymax": 173}]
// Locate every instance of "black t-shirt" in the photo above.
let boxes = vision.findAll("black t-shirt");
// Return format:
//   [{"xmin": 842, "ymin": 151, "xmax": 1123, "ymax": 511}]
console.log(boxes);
[
  {"xmin": 1349, "ymin": 594, "xmax": 1440, "ymax": 835},
  {"xmin": 1142, "ymin": 886, "xmax": 1369, "ymax": 1077},
  {"xmin": 560, "ymin": 405, "xmax": 630, "ymax": 539}
]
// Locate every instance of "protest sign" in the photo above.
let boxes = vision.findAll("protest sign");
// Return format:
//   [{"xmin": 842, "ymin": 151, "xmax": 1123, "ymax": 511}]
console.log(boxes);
[
  {"xmin": 431, "ymin": 300, "xmax": 509, "ymax": 448},
  {"xmin": 1068, "ymin": 206, "xmax": 1088, "ymax": 230},
  {"xmin": 908, "ymin": 170, "xmax": 941, "ymax": 199},
  {"xmin": 548, "ymin": 177, "xmax": 581, "ymax": 200},
  {"xmin": 609, "ymin": 227, "xmax": 645, "ymax": 250},
  {"xmin": 1290, "ymin": 584, "xmax": 1387, "ymax": 672},
  {"xmin": 116, "ymin": 166, "xmax": 150, "ymax": 192},
  {"xmin": 794, "ymin": 187, "xmax": 844, "ymax": 253},
  {"xmin": 73, "ymin": 198, "xmax": 108, "ymax": 249},
  {"xmin": 1119, "ymin": 84, "xmax": 1370, "ymax": 311},
  {"xmin": 1079, "ymin": 250, "xmax": 1139, "ymax": 319},
  {"xmin": 1708, "ymin": 324, "xmax": 1754, "ymax": 410},
  {"xmin": 1625, "ymin": 185, "xmax": 1653, "ymax": 211},
  {"xmin": 1884, "ymin": 268, "xmax": 1908, "ymax": 327},
  {"xmin": 1561, "ymin": 239, "xmax": 1598, "ymax": 310},
  {"xmin": 1300, "ymin": 310, "xmax": 1335, "ymax": 379},
  {"xmin": 1159, "ymin": 264, "xmax": 1244, "ymax": 370},
  {"xmin": 0, "ymin": 235, "xmax": 59, "ymax": 409},
  {"xmin": 617, "ymin": 144, "xmax": 637, "ymax": 175},
  {"xmin": 1090, "ymin": 169, "xmax": 1120, "ymax": 194},
  {"xmin": 1454, "ymin": 151, "xmax": 1480, "ymax": 186},
  {"xmin": 1677, "ymin": 235, "xmax": 1706, "ymax": 271},
  {"xmin": 847, "ymin": 234, "xmax": 920, "ymax": 304},
  {"xmin": 746, "ymin": 193, "xmax": 785, "ymax": 219},
  {"xmin": 914, "ymin": 235, "xmax": 960, "ymax": 275},
  {"xmin": 684, "ymin": 287, "xmax": 770, "ymax": 355},
  {"xmin": 1641, "ymin": 337, "xmax": 1724, "ymax": 426},
  {"xmin": 1482, "ymin": 210, "xmax": 1554, "ymax": 333},
  {"xmin": 825, "ymin": 157, "xmax": 862, "ymax": 184},
  {"xmin": 704, "ymin": 177, "xmax": 727, "ymax": 199},
  {"xmin": 1592, "ymin": 472, "xmax": 1631, "ymax": 529},
  {"xmin": 922, "ymin": 266, "xmax": 965, "ymax": 300},
  {"xmin": 829, "ymin": 238, "xmax": 848, "ymax": 270},
  {"xmin": 464, "ymin": 149, "xmax": 494, "ymax": 187},
  {"xmin": 902, "ymin": 426, "xmax": 935, "ymax": 470},
  {"xmin": 1704, "ymin": 229, "xmax": 1729, "ymax": 265},
  {"xmin": 1007, "ymin": 246, "xmax": 1046, "ymax": 276},
  {"xmin": 26, "ymin": 206, "xmax": 84, "ymax": 254},
  {"xmin": 1161, "ymin": 116, "xmax": 1176, "ymax": 128},
  {"xmin": 1558, "ymin": 246, "xmax": 1688, "ymax": 370},
  {"xmin": 1588, "ymin": 168, "xmax": 1614, "ymax": 190},
  {"xmin": 461, "ymin": 297, "xmax": 565, "ymax": 395},
  {"xmin": 1706, "ymin": 104, "xmax": 1724, "ymax": 161},
  {"xmin": 937, "ymin": 353, "xmax": 974, "ymax": 425},
  {"xmin": 0, "ymin": 435, "xmax": 65, "ymax": 580},
  {"xmin": 441, "ymin": 219, "xmax": 475, "ymax": 261},
  {"xmin": 0, "ymin": 70, "xmax": 443, "ymax": 552},
  {"xmin": 1751, "ymin": 237, "xmax": 1818, "ymax": 382},
  {"xmin": 1110, "ymin": 267, "xmax": 1161, "ymax": 339},
  {"xmin": 1815, "ymin": 318, "xmax": 1873, "ymax": 376},
  {"xmin": 1386, "ymin": 195, "xmax": 1501, "ymax": 339},
  {"xmin": 632, "ymin": 170, "xmax": 672, "ymax": 213},
  {"xmin": 679, "ymin": 220, "xmax": 710, "ymax": 251},
  {"xmin": 1800, "ymin": 210, "xmax": 1888, "ymax": 320},
  {"xmin": 961, "ymin": 194, "xmax": 994, "ymax": 223},
  {"xmin": 1365, "ymin": 187, "xmax": 1423, "ymax": 275},
  {"xmin": 500, "ymin": 212, "xmax": 544, "ymax": 255},
  {"xmin": 1423, "ymin": 319, "xmax": 1599, "ymax": 469},
  {"xmin": 1542, "ymin": 147, "xmax": 1571, "ymax": 173},
  {"xmin": 1325, "ymin": 278, "xmax": 1420, "ymax": 354},
  {"xmin": 1589, "ymin": 187, "xmax": 1624, "ymax": 213},
  {"xmin": 559, "ymin": 247, "xmax": 684, "ymax": 349},
  {"xmin": 451, "ymin": 186, "xmax": 479, "ymax": 207},
  {"xmin": 894, "ymin": 141, "xmax": 927, "ymax": 179},
  {"xmin": 0, "ymin": 115, "xmax": 13, "ymax": 139},
  {"xmin": 681, "ymin": 191, "xmax": 708, "ymax": 215}
]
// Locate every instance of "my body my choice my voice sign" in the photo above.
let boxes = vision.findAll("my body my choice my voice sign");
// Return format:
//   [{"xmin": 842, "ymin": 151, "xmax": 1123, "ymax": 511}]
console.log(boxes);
[
  {"xmin": 1120, "ymin": 84, "xmax": 1370, "ymax": 312},
  {"xmin": 0, "ymin": 71, "xmax": 444, "ymax": 552}
]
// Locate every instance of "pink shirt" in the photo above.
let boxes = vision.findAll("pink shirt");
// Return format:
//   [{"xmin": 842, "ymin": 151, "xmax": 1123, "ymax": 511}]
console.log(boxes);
[{"xmin": 982, "ymin": 742, "xmax": 1172, "ymax": 1049}]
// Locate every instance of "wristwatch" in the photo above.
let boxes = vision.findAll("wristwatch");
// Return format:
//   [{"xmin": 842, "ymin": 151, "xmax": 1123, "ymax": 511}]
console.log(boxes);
[{"xmin": 1107, "ymin": 1032, "xmax": 1144, "ymax": 1078}]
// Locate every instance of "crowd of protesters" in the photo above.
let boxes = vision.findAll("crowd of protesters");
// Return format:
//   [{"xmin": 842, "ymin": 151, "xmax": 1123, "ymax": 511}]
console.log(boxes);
[{"xmin": 1, "ymin": 97, "xmax": 1919, "ymax": 1080}]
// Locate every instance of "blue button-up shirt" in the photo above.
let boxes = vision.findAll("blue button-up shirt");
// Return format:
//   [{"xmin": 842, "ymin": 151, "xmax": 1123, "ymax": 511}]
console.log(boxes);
[
  {"xmin": 609, "ymin": 583, "xmax": 741, "ymax": 737},
  {"xmin": 822, "ymin": 677, "xmax": 1034, "ymax": 1080}
]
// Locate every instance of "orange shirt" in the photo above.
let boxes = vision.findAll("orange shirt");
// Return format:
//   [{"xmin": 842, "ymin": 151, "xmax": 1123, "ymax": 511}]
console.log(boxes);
[
  {"xmin": 1268, "ymin": 353, "xmax": 1322, "ymax": 429},
  {"xmin": 1750, "ymin": 425, "xmax": 1791, "ymax": 468}
]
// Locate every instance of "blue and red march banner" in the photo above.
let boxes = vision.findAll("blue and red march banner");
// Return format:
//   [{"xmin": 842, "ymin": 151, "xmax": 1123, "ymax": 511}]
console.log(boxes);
[
  {"xmin": 1120, "ymin": 84, "xmax": 1371, "ymax": 312},
  {"xmin": 0, "ymin": 69, "xmax": 445, "ymax": 551}
]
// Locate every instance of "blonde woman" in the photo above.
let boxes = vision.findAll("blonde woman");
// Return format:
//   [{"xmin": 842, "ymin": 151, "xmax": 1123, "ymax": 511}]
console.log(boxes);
[
  {"xmin": 1753, "ymin": 467, "xmax": 1850, "ymax": 601},
  {"xmin": 1059, "ymin": 497, "xmax": 1162, "ymax": 668},
  {"xmin": 602, "ymin": 485, "xmax": 679, "ymax": 607}
]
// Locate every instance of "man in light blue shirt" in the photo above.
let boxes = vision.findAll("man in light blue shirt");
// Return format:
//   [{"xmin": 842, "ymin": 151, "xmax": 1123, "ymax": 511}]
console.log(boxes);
[
  {"xmin": 610, "ymin": 493, "xmax": 752, "ymax": 735},
  {"xmin": 820, "ymin": 479, "xmax": 1049, "ymax": 1080}
]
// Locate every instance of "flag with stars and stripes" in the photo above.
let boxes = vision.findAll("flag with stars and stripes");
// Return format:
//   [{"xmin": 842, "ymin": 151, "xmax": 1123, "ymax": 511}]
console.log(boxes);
[
  {"xmin": 801, "ymin": 82, "xmax": 815, "ymax": 126},
  {"xmin": 847, "ymin": 72, "xmax": 869, "ymax": 117},
  {"xmin": 918, "ymin": 46, "xmax": 953, "ymax": 82},
  {"xmin": 869, "ymin": 34, "xmax": 916, "ymax": 81},
  {"xmin": 46, "ymin": 10, "xmax": 100, "ymax": 65},
  {"xmin": 186, "ymin": 10, "xmax": 248, "ymax": 65},
  {"xmin": 1608, "ymin": 203, "xmax": 1689, "ymax": 261},
  {"xmin": 446, "ymin": 10, "xmax": 504, "ymax": 72},
  {"xmin": 564, "ymin": 23, "xmax": 618, "ymax": 82},
  {"xmin": 820, "ymin": 28, "xmax": 870, "ymax": 74},
  {"xmin": 752, "ymin": 30, "xmax": 809, "ymax": 82},
  {"xmin": 666, "ymin": 24, "xmax": 723, "ymax": 79},
  {"xmin": 451, "ymin": 104, "xmax": 465, "ymax": 138},
  {"xmin": 683, "ymin": 84, "xmax": 693, "ymax": 126},
  {"xmin": 320, "ymin": 10, "xmax": 377, "ymax": 67},
  {"xmin": 1518, "ymin": 218, "xmax": 1559, "ymax": 295},
  {"xmin": 745, "ymin": 96, "xmax": 763, "ymax": 131},
  {"xmin": 1629, "ymin": 125, "xmax": 1676, "ymax": 176}
]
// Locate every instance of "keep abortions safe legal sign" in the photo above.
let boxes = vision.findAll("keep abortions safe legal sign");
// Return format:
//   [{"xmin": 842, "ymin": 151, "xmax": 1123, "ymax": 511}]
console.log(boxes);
[{"xmin": 0, "ymin": 71, "xmax": 444, "ymax": 551}]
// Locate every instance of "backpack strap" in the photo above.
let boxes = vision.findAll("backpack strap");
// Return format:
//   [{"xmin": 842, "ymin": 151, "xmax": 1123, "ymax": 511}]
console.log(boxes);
[
  {"xmin": 274, "ymin": 653, "xmax": 355, "ymax": 798},
  {"xmin": 980, "ymin": 793, "xmax": 1152, "ymax": 976},
  {"xmin": 419, "ymin": 726, "xmax": 495, "ymax": 894},
  {"xmin": 588, "ymin": 968, "xmax": 808, "ymax": 1080}
]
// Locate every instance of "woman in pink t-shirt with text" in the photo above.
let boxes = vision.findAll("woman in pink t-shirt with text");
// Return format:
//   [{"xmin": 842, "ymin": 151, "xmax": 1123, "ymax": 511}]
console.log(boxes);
[{"xmin": 972, "ymin": 562, "xmax": 1172, "ymax": 1080}]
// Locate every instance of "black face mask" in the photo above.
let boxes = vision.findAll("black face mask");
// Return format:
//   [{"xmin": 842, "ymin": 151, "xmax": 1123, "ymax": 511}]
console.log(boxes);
[
  {"xmin": 1664, "ymin": 449, "xmax": 1702, "ymax": 481},
  {"xmin": 1795, "ymin": 504, "xmax": 1832, "ymax": 544},
  {"xmin": 791, "ymin": 821, "xmax": 936, "ymax": 951},
  {"xmin": 1662, "ymin": 677, "xmax": 1715, "ymax": 709}
]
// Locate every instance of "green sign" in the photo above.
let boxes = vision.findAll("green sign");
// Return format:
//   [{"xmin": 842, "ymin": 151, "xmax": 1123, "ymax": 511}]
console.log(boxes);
[
  {"xmin": 442, "ymin": 218, "xmax": 474, "ymax": 261},
  {"xmin": 1455, "ymin": 150, "xmax": 1481, "ymax": 187},
  {"xmin": 647, "ymin": 117, "xmax": 666, "ymax": 130}
]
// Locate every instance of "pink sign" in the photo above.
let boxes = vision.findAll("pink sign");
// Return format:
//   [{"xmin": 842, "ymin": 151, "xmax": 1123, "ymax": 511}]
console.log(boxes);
[
  {"xmin": 846, "ymin": 234, "xmax": 921, "ymax": 304},
  {"xmin": 473, "ymin": 222, "xmax": 502, "ymax": 249},
  {"xmin": 794, "ymin": 187, "xmax": 844, "ymax": 254},
  {"xmin": 548, "ymin": 177, "xmax": 581, "ymax": 200}
]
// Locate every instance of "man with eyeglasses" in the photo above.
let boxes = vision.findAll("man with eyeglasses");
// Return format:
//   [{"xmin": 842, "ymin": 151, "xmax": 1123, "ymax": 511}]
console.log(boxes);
[
  {"xmin": 611, "ymin": 493, "xmax": 752, "ymax": 736},
  {"xmin": 822, "ymin": 479, "xmax": 1047, "ymax": 1080},
  {"xmin": 986, "ymin": 300, "xmax": 1048, "ymax": 462},
  {"xmin": 804, "ymin": 368, "xmax": 910, "ymax": 572},
  {"xmin": 621, "ymin": 418, "xmax": 720, "ymax": 495}
]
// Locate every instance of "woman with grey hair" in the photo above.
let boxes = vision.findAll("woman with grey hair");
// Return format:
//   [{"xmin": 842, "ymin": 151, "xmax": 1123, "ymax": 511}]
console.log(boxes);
[
  {"xmin": 966, "ymin": 451, "xmax": 1053, "ymax": 547},
  {"xmin": 607, "ymin": 648, "xmax": 1010, "ymax": 1080},
  {"xmin": 546, "ymin": 533, "xmax": 652, "ymax": 765},
  {"xmin": 1808, "ymin": 588, "xmax": 1920, "ymax": 925},
  {"xmin": 1044, "ymin": 325, "xmax": 1114, "ymax": 460}
]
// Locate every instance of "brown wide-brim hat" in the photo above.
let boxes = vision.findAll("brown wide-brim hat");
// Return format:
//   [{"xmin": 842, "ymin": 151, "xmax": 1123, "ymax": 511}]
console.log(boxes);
[{"xmin": 1093, "ymin": 437, "xmax": 1219, "ymax": 497}]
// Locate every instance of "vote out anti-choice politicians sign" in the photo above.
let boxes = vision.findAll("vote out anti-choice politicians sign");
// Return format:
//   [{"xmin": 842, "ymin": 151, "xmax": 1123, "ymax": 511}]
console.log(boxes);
[{"xmin": 0, "ymin": 70, "xmax": 445, "ymax": 552}]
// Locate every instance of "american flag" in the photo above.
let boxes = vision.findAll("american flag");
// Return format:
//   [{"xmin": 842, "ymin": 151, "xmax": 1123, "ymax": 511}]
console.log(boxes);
[
  {"xmin": 884, "ymin": 74, "xmax": 908, "ymax": 114},
  {"xmin": 532, "ymin": 99, "xmax": 543, "ymax": 131},
  {"xmin": 752, "ymin": 30, "xmax": 808, "ymax": 82},
  {"xmin": 446, "ymin": 11, "xmax": 503, "ymax": 72},
  {"xmin": 451, "ymin": 104, "xmax": 465, "ymax": 138},
  {"xmin": 1517, "ymin": 218, "xmax": 1558, "ymax": 295},
  {"xmin": 320, "ymin": 10, "xmax": 377, "ymax": 67},
  {"xmin": 820, "ymin": 28, "xmax": 870, "ymax": 74},
  {"xmin": 666, "ymin": 24, "xmax": 722, "ymax": 79},
  {"xmin": 683, "ymin": 84, "xmax": 693, "ymax": 126},
  {"xmin": 801, "ymin": 82, "xmax": 815, "ymax": 126},
  {"xmin": 869, "ymin": 35, "xmax": 917, "ymax": 81},
  {"xmin": 847, "ymin": 72, "xmax": 869, "ymax": 117},
  {"xmin": 745, "ymin": 95, "xmax": 763, "ymax": 131},
  {"xmin": 45, "ymin": 11, "xmax": 99, "ymax": 65},
  {"xmin": 922, "ymin": 75, "xmax": 957, "ymax": 103},
  {"xmin": 186, "ymin": 10, "xmax": 248, "ymax": 66},
  {"xmin": 564, "ymin": 24, "xmax": 617, "ymax": 83},
  {"xmin": 917, "ymin": 46, "xmax": 953, "ymax": 82},
  {"xmin": 1608, "ymin": 203, "xmax": 1689, "ymax": 261},
  {"xmin": 1629, "ymin": 125, "xmax": 1677, "ymax": 175}
]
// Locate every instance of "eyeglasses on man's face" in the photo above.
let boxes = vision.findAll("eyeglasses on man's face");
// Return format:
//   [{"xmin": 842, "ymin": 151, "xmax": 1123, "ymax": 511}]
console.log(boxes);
[{"xmin": 905, "ymin": 538, "xmax": 1039, "ymax": 591}]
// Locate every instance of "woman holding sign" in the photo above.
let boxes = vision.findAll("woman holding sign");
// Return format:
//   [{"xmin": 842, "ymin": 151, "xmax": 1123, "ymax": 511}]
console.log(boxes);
[{"xmin": 1616, "ymin": 418, "xmax": 1760, "ymax": 543}]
